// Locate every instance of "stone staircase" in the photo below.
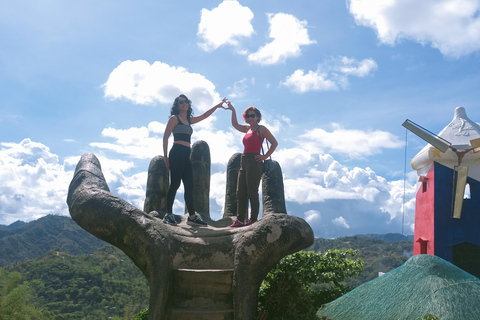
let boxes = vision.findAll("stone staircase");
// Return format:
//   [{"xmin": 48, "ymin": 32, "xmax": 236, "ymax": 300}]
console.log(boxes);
[{"xmin": 167, "ymin": 269, "xmax": 235, "ymax": 320}]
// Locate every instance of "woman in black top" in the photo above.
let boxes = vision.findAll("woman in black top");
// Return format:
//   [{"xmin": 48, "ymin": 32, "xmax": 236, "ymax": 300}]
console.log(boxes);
[{"xmin": 162, "ymin": 94, "xmax": 226, "ymax": 226}]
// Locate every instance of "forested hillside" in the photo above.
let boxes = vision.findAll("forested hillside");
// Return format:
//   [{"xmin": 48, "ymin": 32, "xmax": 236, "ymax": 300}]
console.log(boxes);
[
  {"xmin": 2, "ymin": 246, "xmax": 149, "ymax": 319},
  {"xmin": 0, "ymin": 215, "xmax": 106, "ymax": 267}
]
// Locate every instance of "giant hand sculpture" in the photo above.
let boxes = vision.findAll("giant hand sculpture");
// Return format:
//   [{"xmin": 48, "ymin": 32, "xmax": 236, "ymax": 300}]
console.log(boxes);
[{"xmin": 67, "ymin": 141, "xmax": 314, "ymax": 320}]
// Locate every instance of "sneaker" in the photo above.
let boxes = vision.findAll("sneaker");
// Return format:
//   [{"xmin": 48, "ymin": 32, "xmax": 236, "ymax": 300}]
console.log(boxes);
[
  {"xmin": 229, "ymin": 219, "xmax": 245, "ymax": 228},
  {"xmin": 187, "ymin": 214, "xmax": 207, "ymax": 226},
  {"xmin": 163, "ymin": 213, "xmax": 177, "ymax": 226},
  {"xmin": 245, "ymin": 219, "xmax": 256, "ymax": 226}
]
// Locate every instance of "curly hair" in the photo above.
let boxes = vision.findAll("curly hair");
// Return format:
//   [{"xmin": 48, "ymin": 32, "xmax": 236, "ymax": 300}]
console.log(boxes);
[
  {"xmin": 170, "ymin": 94, "xmax": 194, "ymax": 122},
  {"xmin": 242, "ymin": 106, "xmax": 262, "ymax": 123}
]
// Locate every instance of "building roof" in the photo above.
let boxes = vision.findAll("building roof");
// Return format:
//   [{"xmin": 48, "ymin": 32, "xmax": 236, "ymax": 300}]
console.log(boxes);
[
  {"xmin": 411, "ymin": 107, "xmax": 480, "ymax": 181},
  {"xmin": 318, "ymin": 254, "xmax": 480, "ymax": 320}
]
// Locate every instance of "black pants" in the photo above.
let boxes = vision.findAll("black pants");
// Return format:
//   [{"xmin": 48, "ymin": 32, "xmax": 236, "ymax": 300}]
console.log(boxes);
[{"xmin": 166, "ymin": 144, "xmax": 195, "ymax": 215}]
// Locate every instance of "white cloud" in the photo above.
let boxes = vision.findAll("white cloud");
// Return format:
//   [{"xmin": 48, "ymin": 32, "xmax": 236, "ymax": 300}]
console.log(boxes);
[
  {"xmin": 338, "ymin": 56, "xmax": 378, "ymax": 77},
  {"xmin": 0, "ymin": 124, "xmax": 416, "ymax": 238},
  {"xmin": 90, "ymin": 120, "xmax": 240, "ymax": 165},
  {"xmin": 284, "ymin": 177, "xmax": 363, "ymax": 203},
  {"xmin": 275, "ymin": 147, "xmax": 315, "ymax": 168},
  {"xmin": 103, "ymin": 60, "xmax": 221, "ymax": 111},
  {"xmin": 0, "ymin": 138, "xmax": 151, "ymax": 225},
  {"xmin": 304, "ymin": 209, "xmax": 321, "ymax": 223},
  {"xmin": 96, "ymin": 157, "xmax": 136, "ymax": 185},
  {"xmin": 299, "ymin": 124, "xmax": 402, "ymax": 158},
  {"xmin": 282, "ymin": 70, "xmax": 338, "ymax": 93},
  {"xmin": 198, "ymin": 0, "xmax": 254, "ymax": 52},
  {"xmin": 248, "ymin": 13, "xmax": 316, "ymax": 65},
  {"xmin": 210, "ymin": 171, "xmax": 227, "ymax": 220},
  {"xmin": 0, "ymin": 139, "xmax": 72, "ymax": 224},
  {"xmin": 117, "ymin": 171, "xmax": 148, "ymax": 210},
  {"xmin": 282, "ymin": 56, "xmax": 378, "ymax": 93},
  {"xmin": 194, "ymin": 127, "xmax": 242, "ymax": 165},
  {"xmin": 332, "ymin": 216, "xmax": 350, "ymax": 229},
  {"xmin": 381, "ymin": 179, "xmax": 417, "ymax": 221},
  {"xmin": 348, "ymin": 0, "xmax": 480, "ymax": 58},
  {"xmin": 282, "ymin": 158, "xmax": 398, "ymax": 206},
  {"xmin": 226, "ymin": 78, "xmax": 250, "ymax": 99},
  {"xmin": 273, "ymin": 124, "xmax": 415, "ymax": 230},
  {"xmin": 90, "ymin": 123, "xmax": 164, "ymax": 160}
]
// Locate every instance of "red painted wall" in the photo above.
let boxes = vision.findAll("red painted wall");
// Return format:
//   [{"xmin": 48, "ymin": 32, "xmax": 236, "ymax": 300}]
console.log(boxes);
[{"xmin": 413, "ymin": 164, "xmax": 436, "ymax": 256}]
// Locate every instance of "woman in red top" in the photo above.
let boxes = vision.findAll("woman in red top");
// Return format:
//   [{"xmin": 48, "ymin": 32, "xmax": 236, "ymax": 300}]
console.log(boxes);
[{"xmin": 226, "ymin": 102, "xmax": 278, "ymax": 227}]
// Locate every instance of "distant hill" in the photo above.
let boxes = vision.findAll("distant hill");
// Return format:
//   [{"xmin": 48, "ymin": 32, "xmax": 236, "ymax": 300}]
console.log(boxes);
[
  {"xmin": 355, "ymin": 233, "xmax": 414, "ymax": 242},
  {"xmin": 0, "ymin": 215, "xmax": 106, "ymax": 267},
  {"xmin": 0, "ymin": 220, "xmax": 27, "ymax": 230},
  {"xmin": 0, "ymin": 215, "xmax": 414, "ymax": 286}
]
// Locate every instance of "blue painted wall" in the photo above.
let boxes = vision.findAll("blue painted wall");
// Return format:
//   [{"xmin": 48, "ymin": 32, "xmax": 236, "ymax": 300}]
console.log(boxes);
[{"xmin": 432, "ymin": 162, "xmax": 480, "ymax": 262}]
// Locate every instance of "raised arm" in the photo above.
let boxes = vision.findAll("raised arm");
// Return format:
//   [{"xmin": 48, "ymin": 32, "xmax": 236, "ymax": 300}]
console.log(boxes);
[
  {"xmin": 190, "ymin": 98, "xmax": 227, "ymax": 124},
  {"xmin": 225, "ymin": 101, "xmax": 248, "ymax": 133},
  {"xmin": 163, "ymin": 116, "xmax": 178, "ymax": 170},
  {"xmin": 256, "ymin": 126, "xmax": 278, "ymax": 161}
]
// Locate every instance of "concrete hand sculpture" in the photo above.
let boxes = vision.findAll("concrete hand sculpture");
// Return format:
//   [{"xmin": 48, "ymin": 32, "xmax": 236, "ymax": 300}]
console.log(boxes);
[{"xmin": 67, "ymin": 141, "xmax": 314, "ymax": 320}]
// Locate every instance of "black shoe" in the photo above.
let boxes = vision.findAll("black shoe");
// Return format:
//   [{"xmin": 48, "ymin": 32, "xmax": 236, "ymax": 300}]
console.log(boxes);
[
  {"xmin": 187, "ymin": 214, "xmax": 207, "ymax": 226},
  {"xmin": 163, "ymin": 213, "xmax": 177, "ymax": 226}
]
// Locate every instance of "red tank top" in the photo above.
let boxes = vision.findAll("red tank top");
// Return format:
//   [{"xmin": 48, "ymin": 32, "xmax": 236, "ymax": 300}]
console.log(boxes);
[{"xmin": 243, "ymin": 129, "xmax": 264, "ymax": 153}]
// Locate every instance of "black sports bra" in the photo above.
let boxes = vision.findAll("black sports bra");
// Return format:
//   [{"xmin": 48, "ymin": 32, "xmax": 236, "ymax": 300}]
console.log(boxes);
[{"xmin": 172, "ymin": 116, "xmax": 193, "ymax": 143}]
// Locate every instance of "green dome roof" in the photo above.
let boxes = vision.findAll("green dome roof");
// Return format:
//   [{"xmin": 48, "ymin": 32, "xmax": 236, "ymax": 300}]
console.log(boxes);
[{"xmin": 318, "ymin": 254, "xmax": 480, "ymax": 320}]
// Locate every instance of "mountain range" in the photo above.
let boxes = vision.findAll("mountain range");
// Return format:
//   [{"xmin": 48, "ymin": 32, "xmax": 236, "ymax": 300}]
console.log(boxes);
[
  {"xmin": 0, "ymin": 215, "xmax": 414, "ymax": 284},
  {"xmin": 0, "ymin": 215, "xmax": 106, "ymax": 267}
]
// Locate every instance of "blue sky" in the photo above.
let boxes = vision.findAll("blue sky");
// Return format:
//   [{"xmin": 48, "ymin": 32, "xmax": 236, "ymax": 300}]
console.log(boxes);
[{"xmin": 1, "ymin": 0, "xmax": 480, "ymax": 238}]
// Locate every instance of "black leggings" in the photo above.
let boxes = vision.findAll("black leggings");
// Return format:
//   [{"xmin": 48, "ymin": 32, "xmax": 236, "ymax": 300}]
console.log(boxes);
[{"xmin": 166, "ymin": 144, "xmax": 195, "ymax": 216}]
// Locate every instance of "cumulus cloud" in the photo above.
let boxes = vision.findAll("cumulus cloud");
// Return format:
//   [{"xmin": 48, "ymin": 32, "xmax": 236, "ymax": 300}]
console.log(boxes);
[
  {"xmin": 332, "ymin": 216, "xmax": 350, "ymax": 229},
  {"xmin": 282, "ymin": 56, "xmax": 378, "ymax": 93},
  {"xmin": 0, "ymin": 121, "xmax": 416, "ymax": 238},
  {"xmin": 283, "ymin": 161, "xmax": 392, "ymax": 205},
  {"xmin": 298, "ymin": 123, "xmax": 403, "ymax": 158},
  {"xmin": 117, "ymin": 171, "xmax": 148, "ymax": 210},
  {"xmin": 194, "ymin": 127, "xmax": 242, "ymax": 165},
  {"xmin": 0, "ymin": 139, "xmax": 72, "ymax": 224},
  {"xmin": 348, "ymin": 0, "xmax": 480, "ymax": 58},
  {"xmin": 338, "ymin": 56, "xmax": 379, "ymax": 77},
  {"xmin": 0, "ymin": 139, "xmax": 148, "ymax": 225},
  {"xmin": 90, "ymin": 122, "xmax": 165, "ymax": 160},
  {"xmin": 281, "ymin": 70, "xmax": 338, "ymax": 92},
  {"xmin": 305, "ymin": 209, "xmax": 321, "ymax": 223},
  {"xmin": 103, "ymin": 60, "xmax": 221, "ymax": 111},
  {"xmin": 198, "ymin": 0, "xmax": 254, "ymax": 52},
  {"xmin": 226, "ymin": 78, "xmax": 251, "ymax": 99},
  {"xmin": 210, "ymin": 171, "xmax": 228, "ymax": 220},
  {"xmin": 272, "ymin": 125, "xmax": 416, "ymax": 235},
  {"xmin": 248, "ymin": 13, "xmax": 316, "ymax": 65},
  {"xmin": 90, "ymin": 120, "xmax": 241, "ymax": 165}
]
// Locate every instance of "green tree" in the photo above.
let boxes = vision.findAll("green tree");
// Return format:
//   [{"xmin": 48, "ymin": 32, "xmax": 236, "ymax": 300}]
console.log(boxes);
[
  {"xmin": 133, "ymin": 308, "xmax": 148, "ymax": 320},
  {"xmin": 0, "ymin": 269, "xmax": 46, "ymax": 320},
  {"xmin": 257, "ymin": 249, "xmax": 364, "ymax": 320}
]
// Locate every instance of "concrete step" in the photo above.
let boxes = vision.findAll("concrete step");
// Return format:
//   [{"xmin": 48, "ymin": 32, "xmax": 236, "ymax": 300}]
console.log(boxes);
[
  {"xmin": 170, "ymin": 269, "xmax": 234, "ymax": 311},
  {"xmin": 170, "ymin": 269, "xmax": 234, "ymax": 309},
  {"xmin": 168, "ymin": 308, "xmax": 234, "ymax": 320}
]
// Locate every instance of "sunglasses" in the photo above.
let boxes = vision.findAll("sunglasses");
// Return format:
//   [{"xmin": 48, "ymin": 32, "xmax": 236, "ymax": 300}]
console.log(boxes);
[
  {"xmin": 178, "ymin": 100, "xmax": 188, "ymax": 105},
  {"xmin": 245, "ymin": 113, "xmax": 256, "ymax": 119}
]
